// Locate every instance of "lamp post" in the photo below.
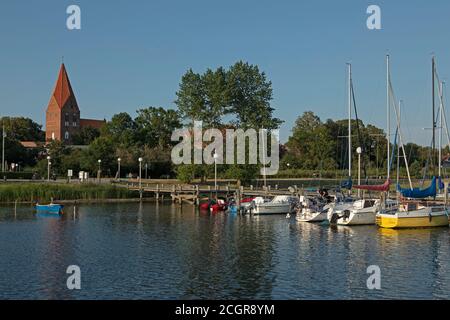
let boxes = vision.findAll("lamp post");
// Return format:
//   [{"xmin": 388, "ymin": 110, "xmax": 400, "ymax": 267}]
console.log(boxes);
[
  {"xmin": 47, "ymin": 156, "xmax": 51, "ymax": 182},
  {"xmin": 97, "ymin": 159, "xmax": 102, "ymax": 183},
  {"xmin": 117, "ymin": 158, "xmax": 121, "ymax": 180},
  {"xmin": 138, "ymin": 157, "xmax": 143, "ymax": 199},
  {"xmin": 356, "ymin": 147, "xmax": 362, "ymax": 197}
]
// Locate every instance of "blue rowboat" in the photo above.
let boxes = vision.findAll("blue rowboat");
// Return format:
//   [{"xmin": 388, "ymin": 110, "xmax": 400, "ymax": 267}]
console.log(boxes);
[{"xmin": 36, "ymin": 203, "xmax": 64, "ymax": 214}]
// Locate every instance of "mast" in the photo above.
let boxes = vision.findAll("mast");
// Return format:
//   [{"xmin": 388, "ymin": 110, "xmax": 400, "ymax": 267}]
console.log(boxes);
[
  {"xmin": 439, "ymin": 81, "xmax": 443, "ymax": 178},
  {"xmin": 432, "ymin": 56, "xmax": 436, "ymax": 175},
  {"xmin": 262, "ymin": 128, "xmax": 267, "ymax": 188},
  {"xmin": 386, "ymin": 55, "xmax": 390, "ymax": 180},
  {"xmin": 397, "ymin": 100, "xmax": 401, "ymax": 185},
  {"xmin": 348, "ymin": 63, "xmax": 352, "ymax": 179}
]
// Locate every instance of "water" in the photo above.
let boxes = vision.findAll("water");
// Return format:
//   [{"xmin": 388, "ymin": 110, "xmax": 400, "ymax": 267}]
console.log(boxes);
[{"xmin": 0, "ymin": 202, "xmax": 449, "ymax": 300}]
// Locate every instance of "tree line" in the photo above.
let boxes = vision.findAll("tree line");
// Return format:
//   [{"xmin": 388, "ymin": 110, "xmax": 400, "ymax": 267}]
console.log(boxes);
[{"xmin": 1, "ymin": 61, "xmax": 446, "ymax": 182}]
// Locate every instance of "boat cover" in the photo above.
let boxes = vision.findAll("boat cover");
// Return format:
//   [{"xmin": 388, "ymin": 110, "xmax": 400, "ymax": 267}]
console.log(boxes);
[{"xmin": 397, "ymin": 176, "xmax": 436, "ymax": 199}]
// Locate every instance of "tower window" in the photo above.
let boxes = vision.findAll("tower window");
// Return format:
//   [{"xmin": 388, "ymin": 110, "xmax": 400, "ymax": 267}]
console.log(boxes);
[{"xmin": 65, "ymin": 131, "xmax": 69, "ymax": 140}]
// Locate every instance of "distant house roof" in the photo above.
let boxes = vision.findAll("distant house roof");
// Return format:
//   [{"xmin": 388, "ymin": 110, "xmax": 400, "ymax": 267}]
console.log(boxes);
[
  {"xmin": 20, "ymin": 141, "xmax": 42, "ymax": 148},
  {"xmin": 80, "ymin": 118, "xmax": 106, "ymax": 130}
]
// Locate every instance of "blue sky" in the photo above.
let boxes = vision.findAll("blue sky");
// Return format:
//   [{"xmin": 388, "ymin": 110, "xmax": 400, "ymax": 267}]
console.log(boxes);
[{"xmin": 0, "ymin": 0, "xmax": 449, "ymax": 145}]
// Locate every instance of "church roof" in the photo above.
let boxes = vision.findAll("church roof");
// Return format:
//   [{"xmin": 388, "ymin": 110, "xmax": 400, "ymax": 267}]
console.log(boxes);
[{"xmin": 50, "ymin": 63, "xmax": 78, "ymax": 109}]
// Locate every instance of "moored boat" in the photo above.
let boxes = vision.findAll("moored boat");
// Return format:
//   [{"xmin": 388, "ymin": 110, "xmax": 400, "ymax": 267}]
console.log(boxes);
[
  {"xmin": 35, "ymin": 203, "xmax": 64, "ymax": 215},
  {"xmin": 377, "ymin": 201, "xmax": 449, "ymax": 228},
  {"xmin": 251, "ymin": 195, "xmax": 298, "ymax": 215}
]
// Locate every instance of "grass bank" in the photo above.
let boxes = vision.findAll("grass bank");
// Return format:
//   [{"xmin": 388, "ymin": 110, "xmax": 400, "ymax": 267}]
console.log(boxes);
[{"xmin": 0, "ymin": 183, "xmax": 137, "ymax": 203}]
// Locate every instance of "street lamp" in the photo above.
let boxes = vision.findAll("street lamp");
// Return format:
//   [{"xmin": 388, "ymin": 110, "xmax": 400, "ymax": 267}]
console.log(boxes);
[
  {"xmin": 117, "ymin": 158, "xmax": 121, "ymax": 180},
  {"xmin": 98, "ymin": 159, "xmax": 102, "ymax": 183},
  {"xmin": 47, "ymin": 156, "xmax": 51, "ymax": 182},
  {"xmin": 356, "ymin": 147, "xmax": 362, "ymax": 197},
  {"xmin": 138, "ymin": 157, "xmax": 143, "ymax": 199}
]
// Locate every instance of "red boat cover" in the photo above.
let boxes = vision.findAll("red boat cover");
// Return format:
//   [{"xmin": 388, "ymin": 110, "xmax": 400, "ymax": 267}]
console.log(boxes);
[{"xmin": 354, "ymin": 179, "xmax": 390, "ymax": 192}]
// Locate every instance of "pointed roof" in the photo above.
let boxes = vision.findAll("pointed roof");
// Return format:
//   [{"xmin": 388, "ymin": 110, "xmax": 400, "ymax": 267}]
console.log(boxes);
[{"xmin": 50, "ymin": 63, "xmax": 78, "ymax": 109}]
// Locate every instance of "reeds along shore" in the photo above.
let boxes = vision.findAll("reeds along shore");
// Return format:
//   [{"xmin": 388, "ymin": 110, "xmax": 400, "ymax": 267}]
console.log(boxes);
[{"xmin": 0, "ymin": 183, "xmax": 135, "ymax": 203}]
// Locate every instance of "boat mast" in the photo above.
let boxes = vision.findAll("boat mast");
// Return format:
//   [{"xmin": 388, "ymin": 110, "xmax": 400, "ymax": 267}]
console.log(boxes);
[
  {"xmin": 439, "ymin": 81, "xmax": 443, "ymax": 178},
  {"xmin": 348, "ymin": 63, "xmax": 352, "ymax": 179},
  {"xmin": 386, "ymin": 55, "xmax": 390, "ymax": 180},
  {"xmin": 432, "ymin": 56, "xmax": 436, "ymax": 176},
  {"xmin": 397, "ymin": 100, "xmax": 401, "ymax": 186}
]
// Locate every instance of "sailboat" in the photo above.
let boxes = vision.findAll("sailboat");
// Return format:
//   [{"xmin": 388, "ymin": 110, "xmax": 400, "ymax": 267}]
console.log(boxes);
[
  {"xmin": 326, "ymin": 63, "xmax": 382, "ymax": 225},
  {"xmin": 377, "ymin": 56, "xmax": 449, "ymax": 229}
]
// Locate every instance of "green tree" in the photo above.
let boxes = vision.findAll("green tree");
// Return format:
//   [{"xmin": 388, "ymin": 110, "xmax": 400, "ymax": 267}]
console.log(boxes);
[
  {"xmin": 227, "ymin": 61, "xmax": 282, "ymax": 130},
  {"xmin": 72, "ymin": 127, "xmax": 100, "ymax": 145},
  {"xmin": 135, "ymin": 107, "xmax": 182, "ymax": 148}
]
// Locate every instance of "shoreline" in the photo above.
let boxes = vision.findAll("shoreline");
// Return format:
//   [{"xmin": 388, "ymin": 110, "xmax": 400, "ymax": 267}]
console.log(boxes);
[{"xmin": 0, "ymin": 197, "xmax": 164, "ymax": 205}]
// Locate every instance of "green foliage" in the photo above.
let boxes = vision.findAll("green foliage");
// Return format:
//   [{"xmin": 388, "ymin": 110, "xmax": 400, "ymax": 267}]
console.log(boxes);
[
  {"xmin": 175, "ymin": 61, "xmax": 282, "ymax": 129},
  {"xmin": 0, "ymin": 183, "xmax": 135, "ymax": 203},
  {"xmin": 71, "ymin": 126, "xmax": 100, "ymax": 145},
  {"xmin": 0, "ymin": 117, "xmax": 44, "ymax": 141},
  {"xmin": 135, "ymin": 107, "xmax": 182, "ymax": 148}
]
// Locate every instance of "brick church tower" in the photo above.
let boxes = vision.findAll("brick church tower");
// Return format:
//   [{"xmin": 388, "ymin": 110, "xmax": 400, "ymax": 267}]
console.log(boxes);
[{"xmin": 45, "ymin": 64, "xmax": 104, "ymax": 144}]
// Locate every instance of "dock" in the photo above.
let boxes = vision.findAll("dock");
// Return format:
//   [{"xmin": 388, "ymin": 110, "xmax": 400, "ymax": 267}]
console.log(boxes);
[{"xmin": 121, "ymin": 182, "xmax": 307, "ymax": 205}]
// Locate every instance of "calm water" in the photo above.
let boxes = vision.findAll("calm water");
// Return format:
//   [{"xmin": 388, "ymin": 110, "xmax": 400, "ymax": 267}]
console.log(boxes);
[{"xmin": 0, "ymin": 202, "xmax": 449, "ymax": 300}]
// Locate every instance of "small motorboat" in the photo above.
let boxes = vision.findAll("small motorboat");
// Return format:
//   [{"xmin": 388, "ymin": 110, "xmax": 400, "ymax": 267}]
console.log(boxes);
[
  {"xmin": 251, "ymin": 196, "xmax": 298, "ymax": 215},
  {"xmin": 36, "ymin": 201, "xmax": 64, "ymax": 215}
]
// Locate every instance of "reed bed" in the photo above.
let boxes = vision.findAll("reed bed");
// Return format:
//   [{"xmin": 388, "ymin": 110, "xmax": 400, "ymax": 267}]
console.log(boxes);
[{"xmin": 0, "ymin": 183, "xmax": 135, "ymax": 203}]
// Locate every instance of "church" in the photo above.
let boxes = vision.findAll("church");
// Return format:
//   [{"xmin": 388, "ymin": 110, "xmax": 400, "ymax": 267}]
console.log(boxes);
[{"xmin": 45, "ymin": 63, "xmax": 105, "ymax": 144}]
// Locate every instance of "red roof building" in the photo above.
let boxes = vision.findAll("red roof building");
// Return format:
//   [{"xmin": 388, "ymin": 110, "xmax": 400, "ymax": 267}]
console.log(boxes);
[{"xmin": 45, "ymin": 64, "xmax": 105, "ymax": 144}]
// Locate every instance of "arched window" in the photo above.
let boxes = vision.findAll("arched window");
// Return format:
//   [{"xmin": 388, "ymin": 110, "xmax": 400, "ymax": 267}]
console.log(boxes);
[
  {"xmin": 51, "ymin": 132, "xmax": 55, "ymax": 140},
  {"xmin": 65, "ymin": 131, "xmax": 69, "ymax": 140}
]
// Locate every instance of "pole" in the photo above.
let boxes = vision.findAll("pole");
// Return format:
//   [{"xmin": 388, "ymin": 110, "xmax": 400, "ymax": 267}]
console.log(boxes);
[
  {"xmin": 439, "ymin": 81, "xmax": 443, "ymax": 179},
  {"xmin": 397, "ymin": 100, "xmax": 401, "ymax": 186},
  {"xmin": 1, "ymin": 123, "xmax": 5, "ymax": 173},
  {"xmin": 47, "ymin": 159, "xmax": 50, "ymax": 182},
  {"xmin": 118, "ymin": 160, "xmax": 121, "ymax": 179},
  {"xmin": 386, "ymin": 55, "xmax": 390, "ymax": 180},
  {"xmin": 358, "ymin": 152, "xmax": 361, "ymax": 197},
  {"xmin": 348, "ymin": 63, "xmax": 352, "ymax": 179},
  {"xmin": 139, "ymin": 160, "xmax": 142, "ymax": 199},
  {"xmin": 432, "ymin": 56, "xmax": 436, "ymax": 174},
  {"xmin": 145, "ymin": 163, "xmax": 148, "ymax": 179}
]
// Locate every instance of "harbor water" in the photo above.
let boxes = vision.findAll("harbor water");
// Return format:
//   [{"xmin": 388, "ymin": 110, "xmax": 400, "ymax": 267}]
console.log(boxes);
[{"xmin": 0, "ymin": 202, "xmax": 449, "ymax": 299}]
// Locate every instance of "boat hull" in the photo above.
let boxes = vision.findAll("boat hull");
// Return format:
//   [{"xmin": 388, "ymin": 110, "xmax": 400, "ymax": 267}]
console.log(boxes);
[
  {"xmin": 336, "ymin": 210, "xmax": 377, "ymax": 225},
  {"xmin": 297, "ymin": 209, "xmax": 328, "ymax": 222},
  {"xmin": 253, "ymin": 204, "xmax": 292, "ymax": 215},
  {"xmin": 377, "ymin": 210, "xmax": 449, "ymax": 229},
  {"xmin": 36, "ymin": 204, "xmax": 64, "ymax": 214}
]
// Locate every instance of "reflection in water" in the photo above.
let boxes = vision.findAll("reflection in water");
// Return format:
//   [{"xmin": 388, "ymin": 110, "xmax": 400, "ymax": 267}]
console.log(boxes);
[{"xmin": 0, "ymin": 203, "xmax": 449, "ymax": 299}]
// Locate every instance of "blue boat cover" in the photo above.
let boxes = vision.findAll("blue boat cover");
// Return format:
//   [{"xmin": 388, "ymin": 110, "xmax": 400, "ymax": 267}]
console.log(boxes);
[
  {"xmin": 341, "ymin": 178, "xmax": 352, "ymax": 190},
  {"xmin": 397, "ymin": 176, "xmax": 436, "ymax": 198},
  {"xmin": 439, "ymin": 176, "xmax": 445, "ymax": 190}
]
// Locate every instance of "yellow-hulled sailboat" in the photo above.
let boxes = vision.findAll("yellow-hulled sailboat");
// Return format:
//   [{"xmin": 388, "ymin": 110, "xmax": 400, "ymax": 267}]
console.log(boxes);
[
  {"xmin": 376, "ymin": 56, "xmax": 449, "ymax": 229},
  {"xmin": 376, "ymin": 201, "xmax": 449, "ymax": 229}
]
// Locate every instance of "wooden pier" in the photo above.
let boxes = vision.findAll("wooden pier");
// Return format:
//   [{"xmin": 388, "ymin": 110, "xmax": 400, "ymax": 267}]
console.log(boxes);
[{"xmin": 121, "ymin": 182, "xmax": 306, "ymax": 205}]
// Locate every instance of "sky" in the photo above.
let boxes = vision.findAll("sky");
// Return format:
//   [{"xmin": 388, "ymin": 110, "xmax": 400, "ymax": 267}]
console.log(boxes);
[{"xmin": 1, "ymin": 0, "xmax": 450, "ymax": 145}]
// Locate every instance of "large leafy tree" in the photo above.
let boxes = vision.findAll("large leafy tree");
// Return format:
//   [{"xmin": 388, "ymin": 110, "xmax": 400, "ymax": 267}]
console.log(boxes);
[
  {"xmin": 175, "ymin": 61, "xmax": 282, "ymax": 130},
  {"xmin": 101, "ymin": 112, "xmax": 137, "ymax": 146},
  {"xmin": 0, "ymin": 117, "xmax": 45, "ymax": 141},
  {"xmin": 135, "ymin": 107, "xmax": 182, "ymax": 148},
  {"xmin": 227, "ymin": 61, "xmax": 282, "ymax": 130}
]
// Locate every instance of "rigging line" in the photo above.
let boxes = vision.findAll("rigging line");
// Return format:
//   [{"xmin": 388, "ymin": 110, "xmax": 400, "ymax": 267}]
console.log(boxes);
[
  {"xmin": 389, "ymin": 79, "xmax": 413, "ymax": 189},
  {"xmin": 350, "ymin": 78, "xmax": 368, "ymax": 180}
]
